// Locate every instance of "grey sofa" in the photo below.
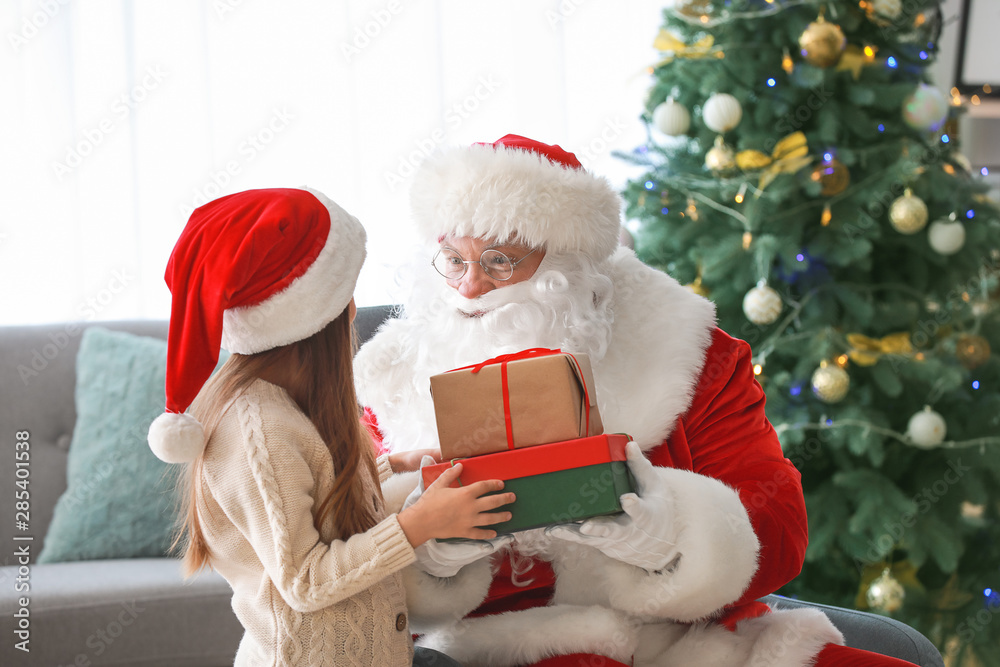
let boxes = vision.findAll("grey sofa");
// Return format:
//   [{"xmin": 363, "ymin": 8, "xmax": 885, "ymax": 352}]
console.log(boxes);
[{"xmin": 0, "ymin": 307, "xmax": 945, "ymax": 667}]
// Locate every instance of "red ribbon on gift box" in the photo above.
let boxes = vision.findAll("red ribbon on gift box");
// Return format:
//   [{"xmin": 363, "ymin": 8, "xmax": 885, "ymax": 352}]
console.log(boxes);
[{"xmin": 447, "ymin": 348, "xmax": 593, "ymax": 451}]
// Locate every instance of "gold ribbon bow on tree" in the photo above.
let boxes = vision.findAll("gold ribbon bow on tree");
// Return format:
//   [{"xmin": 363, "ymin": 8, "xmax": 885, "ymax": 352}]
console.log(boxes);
[
  {"xmin": 735, "ymin": 132, "xmax": 811, "ymax": 190},
  {"xmin": 653, "ymin": 30, "xmax": 723, "ymax": 63},
  {"xmin": 846, "ymin": 332, "xmax": 914, "ymax": 366}
]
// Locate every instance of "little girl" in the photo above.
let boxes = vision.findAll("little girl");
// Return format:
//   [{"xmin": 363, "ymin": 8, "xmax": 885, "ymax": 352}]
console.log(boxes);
[{"xmin": 147, "ymin": 187, "xmax": 512, "ymax": 667}]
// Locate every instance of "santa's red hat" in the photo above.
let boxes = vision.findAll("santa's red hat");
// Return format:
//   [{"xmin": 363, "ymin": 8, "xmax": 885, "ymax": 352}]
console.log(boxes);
[
  {"xmin": 147, "ymin": 187, "xmax": 366, "ymax": 464},
  {"xmin": 410, "ymin": 134, "xmax": 622, "ymax": 261}
]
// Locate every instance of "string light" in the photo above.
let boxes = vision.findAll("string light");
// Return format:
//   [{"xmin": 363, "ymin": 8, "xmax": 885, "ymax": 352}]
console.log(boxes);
[
  {"xmin": 753, "ymin": 364, "xmax": 763, "ymax": 376},
  {"xmin": 982, "ymin": 167, "xmax": 990, "ymax": 176},
  {"xmin": 686, "ymin": 195, "xmax": 699, "ymax": 221},
  {"xmin": 821, "ymin": 203, "xmax": 832, "ymax": 226},
  {"xmin": 782, "ymin": 48, "xmax": 794, "ymax": 74},
  {"xmin": 644, "ymin": 180, "xmax": 655, "ymax": 190},
  {"xmin": 743, "ymin": 231, "xmax": 753, "ymax": 249},
  {"xmin": 919, "ymin": 51, "xmax": 929, "ymax": 60},
  {"xmin": 943, "ymin": 164, "xmax": 956, "ymax": 175},
  {"xmin": 972, "ymin": 380, "xmax": 980, "ymax": 390},
  {"xmin": 735, "ymin": 182, "xmax": 748, "ymax": 204},
  {"xmin": 887, "ymin": 56, "xmax": 898, "ymax": 69},
  {"xmin": 864, "ymin": 45, "xmax": 876, "ymax": 59},
  {"xmin": 985, "ymin": 85, "xmax": 993, "ymax": 94},
  {"xmin": 941, "ymin": 134, "xmax": 950, "ymax": 144},
  {"xmin": 790, "ymin": 385, "xmax": 802, "ymax": 396},
  {"xmin": 966, "ymin": 209, "xmax": 975, "ymax": 219},
  {"xmin": 766, "ymin": 77, "xmax": 777, "ymax": 87},
  {"xmin": 661, "ymin": 207, "xmax": 670, "ymax": 214},
  {"xmin": 878, "ymin": 123, "xmax": 885, "ymax": 132},
  {"xmin": 971, "ymin": 95, "xmax": 982, "ymax": 105}
]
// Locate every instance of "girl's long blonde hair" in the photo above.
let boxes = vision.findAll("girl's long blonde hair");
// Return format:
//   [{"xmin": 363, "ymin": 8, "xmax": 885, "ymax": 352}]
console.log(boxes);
[{"xmin": 173, "ymin": 309, "xmax": 381, "ymax": 576}]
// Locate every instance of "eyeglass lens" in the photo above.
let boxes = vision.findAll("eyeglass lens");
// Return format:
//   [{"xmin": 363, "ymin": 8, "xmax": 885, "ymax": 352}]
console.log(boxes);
[{"xmin": 433, "ymin": 248, "xmax": 516, "ymax": 280}]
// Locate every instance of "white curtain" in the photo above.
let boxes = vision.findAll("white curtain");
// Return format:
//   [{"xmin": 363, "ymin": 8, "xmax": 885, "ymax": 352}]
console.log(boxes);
[{"xmin": 2, "ymin": 0, "xmax": 664, "ymax": 325}]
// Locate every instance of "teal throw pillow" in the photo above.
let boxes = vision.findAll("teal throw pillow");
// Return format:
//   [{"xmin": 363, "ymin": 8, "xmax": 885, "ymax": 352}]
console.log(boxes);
[{"xmin": 39, "ymin": 327, "xmax": 224, "ymax": 563}]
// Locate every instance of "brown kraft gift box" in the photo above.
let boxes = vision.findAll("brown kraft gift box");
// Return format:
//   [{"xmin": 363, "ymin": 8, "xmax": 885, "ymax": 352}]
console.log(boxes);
[{"xmin": 430, "ymin": 348, "xmax": 604, "ymax": 460}]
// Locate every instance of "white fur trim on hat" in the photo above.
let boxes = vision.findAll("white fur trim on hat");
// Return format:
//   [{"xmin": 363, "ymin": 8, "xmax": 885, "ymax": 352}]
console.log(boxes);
[
  {"xmin": 148, "ymin": 412, "xmax": 206, "ymax": 464},
  {"xmin": 411, "ymin": 144, "xmax": 622, "ymax": 260},
  {"xmin": 221, "ymin": 187, "xmax": 366, "ymax": 354}
]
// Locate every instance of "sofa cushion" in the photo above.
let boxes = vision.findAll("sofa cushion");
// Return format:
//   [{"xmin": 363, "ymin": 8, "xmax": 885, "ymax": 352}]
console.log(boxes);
[
  {"xmin": 0, "ymin": 559, "xmax": 242, "ymax": 666},
  {"xmin": 39, "ymin": 328, "xmax": 187, "ymax": 563}
]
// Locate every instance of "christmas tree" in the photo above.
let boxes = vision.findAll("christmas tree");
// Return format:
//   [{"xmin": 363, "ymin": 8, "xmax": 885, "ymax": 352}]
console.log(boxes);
[{"xmin": 620, "ymin": 1, "xmax": 1000, "ymax": 664}]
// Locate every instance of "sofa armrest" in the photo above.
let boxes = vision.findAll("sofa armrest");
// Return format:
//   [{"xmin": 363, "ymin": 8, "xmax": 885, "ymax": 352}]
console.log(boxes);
[{"xmin": 761, "ymin": 595, "xmax": 944, "ymax": 667}]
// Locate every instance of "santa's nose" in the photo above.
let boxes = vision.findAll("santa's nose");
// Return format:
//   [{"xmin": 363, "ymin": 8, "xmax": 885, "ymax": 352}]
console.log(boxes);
[{"xmin": 455, "ymin": 264, "xmax": 496, "ymax": 299}]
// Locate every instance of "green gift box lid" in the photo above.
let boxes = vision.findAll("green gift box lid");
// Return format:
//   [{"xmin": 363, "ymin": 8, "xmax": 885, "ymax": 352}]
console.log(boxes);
[{"xmin": 422, "ymin": 434, "xmax": 635, "ymax": 535}]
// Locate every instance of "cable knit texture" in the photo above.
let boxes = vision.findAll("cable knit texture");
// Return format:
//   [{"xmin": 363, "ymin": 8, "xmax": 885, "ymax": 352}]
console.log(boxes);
[{"xmin": 198, "ymin": 379, "xmax": 416, "ymax": 667}]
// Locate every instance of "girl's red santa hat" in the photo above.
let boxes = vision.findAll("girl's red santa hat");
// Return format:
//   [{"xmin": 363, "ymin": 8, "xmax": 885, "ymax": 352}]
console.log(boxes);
[
  {"xmin": 147, "ymin": 187, "xmax": 366, "ymax": 464},
  {"xmin": 410, "ymin": 134, "xmax": 622, "ymax": 260}
]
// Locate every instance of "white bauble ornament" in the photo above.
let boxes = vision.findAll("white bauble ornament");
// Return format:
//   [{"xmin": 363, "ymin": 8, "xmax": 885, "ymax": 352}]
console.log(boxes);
[
  {"xmin": 906, "ymin": 406, "xmax": 947, "ymax": 448},
  {"xmin": 903, "ymin": 84, "xmax": 949, "ymax": 132},
  {"xmin": 889, "ymin": 189, "xmax": 929, "ymax": 234},
  {"xmin": 927, "ymin": 217, "xmax": 966, "ymax": 255},
  {"xmin": 653, "ymin": 98, "xmax": 691, "ymax": 136},
  {"xmin": 871, "ymin": 0, "xmax": 903, "ymax": 21},
  {"xmin": 743, "ymin": 281, "xmax": 783, "ymax": 325},
  {"xmin": 811, "ymin": 362, "xmax": 850, "ymax": 403},
  {"xmin": 703, "ymin": 93, "xmax": 743, "ymax": 133}
]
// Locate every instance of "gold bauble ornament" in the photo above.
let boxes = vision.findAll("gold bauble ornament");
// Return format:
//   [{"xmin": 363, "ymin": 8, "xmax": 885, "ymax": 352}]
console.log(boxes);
[
  {"xmin": 811, "ymin": 360, "xmax": 850, "ymax": 403},
  {"xmin": 956, "ymin": 334, "xmax": 991, "ymax": 369},
  {"xmin": 675, "ymin": 0, "xmax": 714, "ymax": 18},
  {"xmin": 705, "ymin": 135, "xmax": 736, "ymax": 173},
  {"xmin": 798, "ymin": 15, "xmax": 846, "ymax": 68},
  {"xmin": 889, "ymin": 188, "xmax": 928, "ymax": 234},
  {"xmin": 866, "ymin": 568, "xmax": 905, "ymax": 613},
  {"xmin": 812, "ymin": 158, "xmax": 851, "ymax": 196}
]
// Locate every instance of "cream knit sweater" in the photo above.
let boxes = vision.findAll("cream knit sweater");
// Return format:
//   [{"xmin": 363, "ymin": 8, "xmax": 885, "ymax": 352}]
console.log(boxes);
[{"xmin": 198, "ymin": 379, "xmax": 417, "ymax": 667}]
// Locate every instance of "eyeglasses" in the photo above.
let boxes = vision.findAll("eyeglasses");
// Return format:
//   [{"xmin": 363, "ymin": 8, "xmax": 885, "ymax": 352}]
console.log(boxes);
[{"xmin": 432, "ymin": 246, "xmax": 538, "ymax": 281}]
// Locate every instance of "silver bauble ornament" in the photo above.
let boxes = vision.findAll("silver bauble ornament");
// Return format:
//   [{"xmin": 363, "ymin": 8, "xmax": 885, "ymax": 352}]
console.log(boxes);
[
  {"xmin": 703, "ymin": 93, "xmax": 743, "ymax": 133},
  {"xmin": 653, "ymin": 98, "xmax": 691, "ymax": 136},
  {"xmin": 889, "ymin": 188, "xmax": 929, "ymax": 234},
  {"xmin": 903, "ymin": 84, "xmax": 949, "ymax": 132},
  {"xmin": 906, "ymin": 406, "xmax": 947, "ymax": 448},
  {"xmin": 742, "ymin": 281, "xmax": 783, "ymax": 325},
  {"xmin": 811, "ymin": 362, "xmax": 850, "ymax": 403}
]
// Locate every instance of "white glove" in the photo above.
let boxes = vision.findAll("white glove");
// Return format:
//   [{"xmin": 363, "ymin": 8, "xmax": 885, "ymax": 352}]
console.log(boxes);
[
  {"xmin": 545, "ymin": 441, "xmax": 679, "ymax": 572},
  {"xmin": 403, "ymin": 456, "xmax": 514, "ymax": 578}
]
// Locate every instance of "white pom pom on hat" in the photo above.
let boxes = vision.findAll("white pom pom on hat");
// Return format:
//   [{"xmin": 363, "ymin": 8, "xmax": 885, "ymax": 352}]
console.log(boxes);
[
  {"xmin": 147, "ymin": 187, "xmax": 366, "ymax": 463},
  {"xmin": 410, "ymin": 134, "xmax": 623, "ymax": 261},
  {"xmin": 148, "ymin": 413, "xmax": 206, "ymax": 464}
]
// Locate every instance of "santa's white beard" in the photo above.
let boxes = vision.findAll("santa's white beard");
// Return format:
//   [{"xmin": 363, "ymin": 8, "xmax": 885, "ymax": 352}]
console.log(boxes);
[{"xmin": 396, "ymin": 251, "xmax": 615, "ymax": 370}]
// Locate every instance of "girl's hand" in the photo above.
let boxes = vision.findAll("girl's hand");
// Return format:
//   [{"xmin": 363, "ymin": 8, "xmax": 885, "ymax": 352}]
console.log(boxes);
[
  {"xmin": 397, "ymin": 463, "xmax": 515, "ymax": 547},
  {"xmin": 388, "ymin": 448, "xmax": 442, "ymax": 473}
]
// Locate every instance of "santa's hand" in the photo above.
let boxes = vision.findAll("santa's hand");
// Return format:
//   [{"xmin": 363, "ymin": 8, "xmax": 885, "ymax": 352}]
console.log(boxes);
[
  {"xmin": 413, "ymin": 534, "xmax": 513, "ymax": 578},
  {"xmin": 545, "ymin": 441, "xmax": 679, "ymax": 572}
]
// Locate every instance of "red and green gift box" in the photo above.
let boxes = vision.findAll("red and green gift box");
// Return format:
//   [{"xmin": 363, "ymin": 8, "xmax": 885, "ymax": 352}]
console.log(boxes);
[
  {"xmin": 429, "ymin": 348, "xmax": 604, "ymax": 461},
  {"xmin": 421, "ymin": 434, "xmax": 635, "ymax": 535}
]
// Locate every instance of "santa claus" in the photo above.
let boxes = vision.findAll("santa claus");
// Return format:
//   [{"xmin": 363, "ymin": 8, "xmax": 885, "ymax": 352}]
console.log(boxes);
[{"xmin": 355, "ymin": 135, "xmax": 918, "ymax": 667}]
